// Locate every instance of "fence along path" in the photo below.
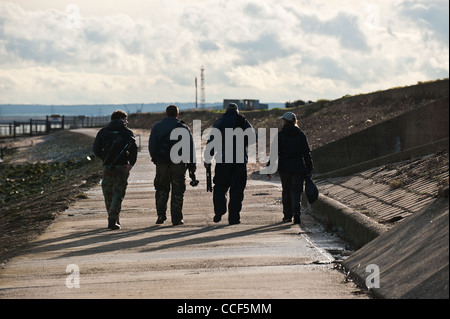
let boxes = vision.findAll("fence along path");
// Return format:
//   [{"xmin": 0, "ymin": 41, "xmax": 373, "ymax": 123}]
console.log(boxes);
[{"xmin": 0, "ymin": 115, "xmax": 109, "ymax": 138}]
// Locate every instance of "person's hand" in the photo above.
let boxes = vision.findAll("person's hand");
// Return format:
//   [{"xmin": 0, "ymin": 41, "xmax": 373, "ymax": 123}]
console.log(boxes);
[
  {"xmin": 188, "ymin": 163, "xmax": 196, "ymax": 173},
  {"xmin": 124, "ymin": 164, "xmax": 133, "ymax": 173}
]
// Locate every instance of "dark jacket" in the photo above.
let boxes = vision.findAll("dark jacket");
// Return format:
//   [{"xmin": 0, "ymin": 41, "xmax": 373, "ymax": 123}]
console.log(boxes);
[
  {"xmin": 277, "ymin": 124, "xmax": 313, "ymax": 174},
  {"xmin": 93, "ymin": 119, "xmax": 138, "ymax": 166},
  {"xmin": 149, "ymin": 117, "xmax": 196, "ymax": 165},
  {"xmin": 207, "ymin": 108, "xmax": 255, "ymax": 164}
]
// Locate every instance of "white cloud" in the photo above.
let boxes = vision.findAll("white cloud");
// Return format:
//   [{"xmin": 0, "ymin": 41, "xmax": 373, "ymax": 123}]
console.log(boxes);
[{"xmin": 0, "ymin": 0, "xmax": 448, "ymax": 105}]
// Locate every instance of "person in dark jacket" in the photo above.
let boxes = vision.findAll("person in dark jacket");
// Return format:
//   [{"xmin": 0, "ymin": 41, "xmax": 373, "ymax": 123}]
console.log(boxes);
[
  {"xmin": 149, "ymin": 105, "xmax": 196, "ymax": 226},
  {"xmin": 205, "ymin": 103, "xmax": 255, "ymax": 225},
  {"xmin": 277, "ymin": 112, "xmax": 313, "ymax": 224},
  {"xmin": 93, "ymin": 110, "xmax": 138, "ymax": 230}
]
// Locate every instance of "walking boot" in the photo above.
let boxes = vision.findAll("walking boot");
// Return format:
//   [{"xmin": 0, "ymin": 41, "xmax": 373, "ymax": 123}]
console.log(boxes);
[
  {"xmin": 156, "ymin": 215, "xmax": 167, "ymax": 224},
  {"xmin": 282, "ymin": 216, "xmax": 292, "ymax": 223},
  {"xmin": 108, "ymin": 218, "xmax": 121, "ymax": 230},
  {"xmin": 213, "ymin": 214, "xmax": 222, "ymax": 223}
]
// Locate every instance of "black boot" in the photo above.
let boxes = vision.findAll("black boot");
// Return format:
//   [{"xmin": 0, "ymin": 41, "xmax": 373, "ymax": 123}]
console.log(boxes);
[
  {"xmin": 156, "ymin": 215, "xmax": 167, "ymax": 224},
  {"xmin": 108, "ymin": 218, "xmax": 121, "ymax": 230},
  {"xmin": 213, "ymin": 214, "xmax": 222, "ymax": 223}
]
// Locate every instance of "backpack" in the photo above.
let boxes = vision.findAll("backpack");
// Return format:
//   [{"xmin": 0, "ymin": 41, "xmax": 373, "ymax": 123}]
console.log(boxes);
[
  {"xmin": 103, "ymin": 130, "xmax": 131, "ymax": 166},
  {"xmin": 305, "ymin": 177, "xmax": 319, "ymax": 204}
]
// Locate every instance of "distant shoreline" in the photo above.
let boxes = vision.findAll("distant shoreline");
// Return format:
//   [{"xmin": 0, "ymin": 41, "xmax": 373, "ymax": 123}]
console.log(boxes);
[{"xmin": 0, "ymin": 102, "xmax": 285, "ymax": 122}]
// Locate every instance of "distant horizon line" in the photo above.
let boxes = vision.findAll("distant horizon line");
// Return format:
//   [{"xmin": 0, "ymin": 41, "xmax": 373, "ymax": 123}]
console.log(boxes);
[
  {"xmin": 0, "ymin": 102, "xmax": 286, "ymax": 121},
  {"xmin": 0, "ymin": 101, "xmax": 286, "ymax": 106}
]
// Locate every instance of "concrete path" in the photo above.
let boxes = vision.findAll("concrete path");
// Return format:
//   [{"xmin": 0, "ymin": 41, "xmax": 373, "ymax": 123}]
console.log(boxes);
[{"xmin": 0, "ymin": 129, "xmax": 367, "ymax": 299}]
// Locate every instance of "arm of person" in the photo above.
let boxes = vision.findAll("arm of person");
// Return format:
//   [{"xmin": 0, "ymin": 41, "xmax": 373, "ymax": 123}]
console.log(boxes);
[
  {"xmin": 93, "ymin": 130, "xmax": 104, "ymax": 160},
  {"xmin": 300, "ymin": 134, "xmax": 314, "ymax": 176},
  {"xmin": 148, "ymin": 127, "xmax": 158, "ymax": 161}
]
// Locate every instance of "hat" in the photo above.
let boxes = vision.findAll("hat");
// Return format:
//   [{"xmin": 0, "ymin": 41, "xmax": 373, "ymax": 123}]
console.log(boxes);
[
  {"xmin": 279, "ymin": 112, "xmax": 297, "ymax": 122},
  {"xmin": 227, "ymin": 103, "xmax": 239, "ymax": 113}
]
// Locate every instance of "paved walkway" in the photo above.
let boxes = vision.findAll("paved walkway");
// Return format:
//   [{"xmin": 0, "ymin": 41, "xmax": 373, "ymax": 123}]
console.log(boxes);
[{"xmin": 0, "ymin": 129, "xmax": 367, "ymax": 299}]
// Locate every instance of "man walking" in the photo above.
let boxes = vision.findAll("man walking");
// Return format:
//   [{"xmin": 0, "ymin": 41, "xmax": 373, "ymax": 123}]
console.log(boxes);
[
  {"xmin": 205, "ymin": 103, "xmax": 255, "ymax": 225},
  {"xmin": 277, "ymin": 112, "xmax": 313, "ymax": 224},
  {"xmin": 93, "ymin": 110, "xmax": 138, "ymax": 230},
  {"xmin": 149, "ymin": 105, "xmax": 196, "ymax": 226}
]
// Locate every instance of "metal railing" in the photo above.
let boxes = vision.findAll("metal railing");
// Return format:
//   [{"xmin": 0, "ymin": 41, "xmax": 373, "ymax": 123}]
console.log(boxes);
[{"xmin": 0, "ymin": 115, "xmax": 110, "ymax": 138}]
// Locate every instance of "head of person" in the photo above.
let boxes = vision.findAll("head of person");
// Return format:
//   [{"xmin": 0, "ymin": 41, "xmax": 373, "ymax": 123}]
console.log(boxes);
[
  {"xmin": 166, "ymin": 104, "xmax": 179, "ymax": 118},
  {"xmin": 111, "ymin": 110, "xmax": 128, "ymax": 125},
  {"xmin": 226, "ymin": 103, "xmax": 239, "ymax": 114},
  {"xmin": 279, "ymin": 112, "xmax": 297, "ymax": 126}
]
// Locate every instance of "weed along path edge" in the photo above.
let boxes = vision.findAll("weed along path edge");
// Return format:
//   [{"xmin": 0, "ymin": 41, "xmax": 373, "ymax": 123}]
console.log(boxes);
[{"xmin": 0, "ymin": 128, "xmax": 367, "ymax": 299}]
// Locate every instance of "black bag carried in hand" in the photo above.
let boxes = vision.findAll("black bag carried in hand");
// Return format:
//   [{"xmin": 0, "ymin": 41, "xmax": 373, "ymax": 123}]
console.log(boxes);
[{"xmin": 305, "ymin": 177, "xmax": 319, "ymax": 204}]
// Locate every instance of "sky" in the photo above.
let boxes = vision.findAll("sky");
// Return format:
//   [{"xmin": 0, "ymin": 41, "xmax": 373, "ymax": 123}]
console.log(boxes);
[{"xmin": 0, "ymin": 0, "xmax": 448, "ymax": 105}]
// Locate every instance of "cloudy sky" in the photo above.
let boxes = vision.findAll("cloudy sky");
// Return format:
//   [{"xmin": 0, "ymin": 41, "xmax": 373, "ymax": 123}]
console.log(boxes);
[{"xmin": 0, "ymin": 0, "xmax": 448, "ymax": 105}]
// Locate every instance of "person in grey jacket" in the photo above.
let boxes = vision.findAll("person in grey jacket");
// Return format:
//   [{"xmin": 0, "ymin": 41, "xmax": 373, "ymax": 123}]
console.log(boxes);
[{"xmin": 277, "ymin": 112, "xmax": 313, "ymax": 224}]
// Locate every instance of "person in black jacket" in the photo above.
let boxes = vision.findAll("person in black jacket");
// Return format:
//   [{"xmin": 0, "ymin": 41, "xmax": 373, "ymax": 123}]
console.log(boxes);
[
  {"xmin": 93, "ymin": 110, "xmax": 138, "ymax": 230},
  {"xmin": 205, "ymin": 103, "xmax": 255, "ymax": 225},
  {"xmin": 277, "ymin": 112, "xmax": 313, "ymax": 224}
]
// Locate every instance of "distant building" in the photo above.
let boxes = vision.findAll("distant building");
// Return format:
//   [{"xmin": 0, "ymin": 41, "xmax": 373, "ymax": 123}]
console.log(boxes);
[{"xmin": 223, "ymin": 99, "xmax": 268, "ymax": 111}]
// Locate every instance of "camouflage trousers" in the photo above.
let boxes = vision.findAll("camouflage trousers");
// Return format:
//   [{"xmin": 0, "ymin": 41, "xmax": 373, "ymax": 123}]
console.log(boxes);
[
  {"xmin": 154, "ymin": 162, "xmax": 187, "ymax": 223},
  {"xmin": 101, "ymin": 165, "xmax": 129, "ymax": 220}
]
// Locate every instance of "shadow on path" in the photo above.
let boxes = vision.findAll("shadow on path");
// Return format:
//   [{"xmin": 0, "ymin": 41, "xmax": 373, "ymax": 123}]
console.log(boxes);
[{"xmin": 22, "ymin": 222, "xmax": 300, "ymax": 259}]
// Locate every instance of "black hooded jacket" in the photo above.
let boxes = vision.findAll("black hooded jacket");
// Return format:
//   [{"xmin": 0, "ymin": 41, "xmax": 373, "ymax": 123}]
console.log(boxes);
[
  {"xmin": 207, "ymin": 108, "xmax": 255, "ymax": 164},
  {"xmin": 93, "ymin": 119, "xmax": 138, "ymax": 166},
  {"xmin": 277, "ymin": 124, "xmax": 313, "ymax": 174}
]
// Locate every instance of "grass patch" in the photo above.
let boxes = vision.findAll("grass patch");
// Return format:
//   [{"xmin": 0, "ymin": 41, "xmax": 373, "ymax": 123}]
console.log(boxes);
[
  {"xmin": 0, "ymin": 158, "xmax": 99, "ymax": 205},
  {"xmin": 75, "ymin": 192, "xmax": 89, "ymax": 199},
  {"xmin": 389, "ymin": 179, "xmax": 403, "ymax": 190}
]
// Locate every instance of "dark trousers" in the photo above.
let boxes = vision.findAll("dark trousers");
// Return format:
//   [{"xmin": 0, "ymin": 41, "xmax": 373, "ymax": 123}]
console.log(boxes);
[
  {"xmin": 154, "ymin": 162, "xmax": 187, "ymax": 223},
  {"xmin": 213, "ymin": 163, "xmax": 247, "ymax": 223},
  {"xmin": 279, "ymin": 171, "xmax": 304, "ymax": 218}
]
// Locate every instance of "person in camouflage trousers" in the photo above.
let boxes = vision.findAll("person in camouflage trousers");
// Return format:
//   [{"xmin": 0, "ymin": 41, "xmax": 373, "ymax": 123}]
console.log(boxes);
[
  {"xmin": 93, "ymin": 110, "xmax": 138, "ymax": 230},
  {"xmin": 101, "ymin": 165, "xmax": 129, "ymax": 226},
  {"xmin": 149, "ymin": 105, "xmax": 196, "ymax": 226}
]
